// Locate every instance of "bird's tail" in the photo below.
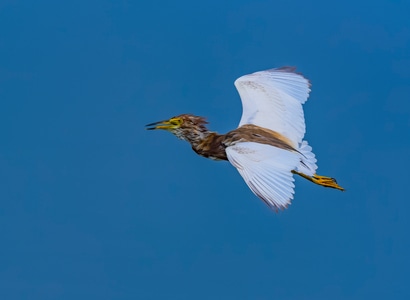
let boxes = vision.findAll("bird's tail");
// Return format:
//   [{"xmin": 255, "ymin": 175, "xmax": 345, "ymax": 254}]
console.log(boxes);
[
  {"xmin": 295, "ymin": 140, "xmax": 317, "ymax": 176},
  {"xmin": 293, "ymin": 140, "xmax": 345, "ymax": 191}
]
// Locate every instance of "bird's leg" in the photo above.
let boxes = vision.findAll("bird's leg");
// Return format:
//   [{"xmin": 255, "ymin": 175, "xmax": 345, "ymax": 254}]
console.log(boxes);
[{"xmin": 292, "ymin": 170, "xmax": 345, "ymax": 191}]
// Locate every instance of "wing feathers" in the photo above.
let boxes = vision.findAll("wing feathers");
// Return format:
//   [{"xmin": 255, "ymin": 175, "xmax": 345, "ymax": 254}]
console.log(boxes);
[
  {"xmin": 225, "ymin": 67, "xmax": 319, "ymax": 210},
  {"xmin": 226, "ymin": 142, "xmax": 299, "ymax": 210},
  {"xmin": 234, "ymin": 67, "xmax": 311, "ymax": 146}
]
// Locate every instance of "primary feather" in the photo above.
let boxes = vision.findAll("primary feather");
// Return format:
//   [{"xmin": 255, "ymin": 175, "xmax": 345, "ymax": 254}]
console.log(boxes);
[
  {"xmin": 234, "ymin": 67, "xmax": 311, "ymax": 147},
  {"xmin": 226, "ymin": 142, "xmax": 299, "ymax": 210}
]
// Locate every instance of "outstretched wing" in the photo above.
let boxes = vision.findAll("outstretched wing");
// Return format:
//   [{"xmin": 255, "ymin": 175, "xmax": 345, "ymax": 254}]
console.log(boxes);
[
  {"xmin": 226, "ymin": 142, "xmax": 300, "ymax": 211},
  {"xmin": 234, "ymin": 67, "xmax": 311, "ymax": 147}
]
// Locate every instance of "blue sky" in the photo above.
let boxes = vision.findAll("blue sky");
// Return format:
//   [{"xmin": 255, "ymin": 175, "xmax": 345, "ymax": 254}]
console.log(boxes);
[{"xmin": 1, "ymin": 0, "xmax": 409, "ymax": 299}]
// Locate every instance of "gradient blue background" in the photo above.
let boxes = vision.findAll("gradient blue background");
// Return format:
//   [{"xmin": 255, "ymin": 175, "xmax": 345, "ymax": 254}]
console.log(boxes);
[{"xmin": 1, "ymin": 1, "xmax": 409, "ymax": 299}]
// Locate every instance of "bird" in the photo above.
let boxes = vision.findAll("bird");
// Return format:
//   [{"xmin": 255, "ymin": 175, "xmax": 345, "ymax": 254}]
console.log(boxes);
[{"xmin": 146, "ymin": 66, "xmax": 344, "ymax": 211}]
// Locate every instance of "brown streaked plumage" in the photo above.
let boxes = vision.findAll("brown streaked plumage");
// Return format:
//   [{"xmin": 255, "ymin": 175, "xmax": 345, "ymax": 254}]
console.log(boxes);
[
  {"xmin": 147, "ymin": 115, "xmax": 298, "ymax": 161},
  {"xmin": 146, "ymin": 67, "xmax": 344, "ymax": 211}
]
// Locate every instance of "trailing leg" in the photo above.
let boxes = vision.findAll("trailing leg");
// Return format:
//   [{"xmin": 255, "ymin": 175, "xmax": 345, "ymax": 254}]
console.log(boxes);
[{"xmin": 292, "ymin": 170, "xmax": 345, "ymax": 191}]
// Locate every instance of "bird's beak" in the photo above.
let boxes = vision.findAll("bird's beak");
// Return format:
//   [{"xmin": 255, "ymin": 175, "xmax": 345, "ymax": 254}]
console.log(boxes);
[{"xmin": 145, "ymin": 119, "xmax": 174, "ymax": 130}]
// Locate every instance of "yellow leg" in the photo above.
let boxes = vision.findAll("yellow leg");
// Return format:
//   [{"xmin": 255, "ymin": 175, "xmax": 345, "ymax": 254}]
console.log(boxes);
[{"xmin": 292, "ymin": 170, "xmax": 345, "ymax": 191}]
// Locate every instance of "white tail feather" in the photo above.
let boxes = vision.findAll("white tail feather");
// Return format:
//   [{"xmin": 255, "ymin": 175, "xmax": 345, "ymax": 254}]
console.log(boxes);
[{"xmin": 296, "ymin": 141, "xmax": 317, "ymax": 176}]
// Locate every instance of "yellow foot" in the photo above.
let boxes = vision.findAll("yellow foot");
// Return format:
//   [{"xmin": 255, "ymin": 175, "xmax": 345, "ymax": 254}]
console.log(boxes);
[
  {"xmin": 312, "ymin": 174, "xmax": 345, "ymax": 191},
  {"xmin": 292, "ymin": 170, "xmax": 345, "ymax": 191}
]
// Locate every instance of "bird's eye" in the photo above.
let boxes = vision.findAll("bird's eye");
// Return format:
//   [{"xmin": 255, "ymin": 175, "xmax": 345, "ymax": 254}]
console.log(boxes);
[{"xmin": 170, "ymin": 118, "xmax": 182, "ymax": 126}]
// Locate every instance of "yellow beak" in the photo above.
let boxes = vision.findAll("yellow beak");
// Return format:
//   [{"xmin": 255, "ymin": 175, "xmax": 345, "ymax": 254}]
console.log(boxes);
[{"xmin": 146, "ymin": 119, "xmax": 175, "ymax": 130}]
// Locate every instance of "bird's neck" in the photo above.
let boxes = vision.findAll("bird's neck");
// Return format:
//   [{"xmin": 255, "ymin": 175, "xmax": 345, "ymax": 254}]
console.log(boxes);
[
  {"xmin": 181, "ymin": 129, "xmax": 213, "ymax": 149},
  {"xmin": 175, "ymin": 124, "xmax": 228, "ymax": 160},
  {"xmin": 190, "ymin": 132, "xmax": 228, "ymax": 161}
]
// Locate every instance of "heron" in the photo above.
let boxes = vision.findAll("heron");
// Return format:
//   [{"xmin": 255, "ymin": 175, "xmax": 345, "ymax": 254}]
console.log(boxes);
[{"xmin": 146, "ymin": 67, "xmax": 344, "ymax": 211}]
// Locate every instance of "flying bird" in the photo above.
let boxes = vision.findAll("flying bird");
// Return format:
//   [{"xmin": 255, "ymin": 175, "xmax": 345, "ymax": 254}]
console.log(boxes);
[{"xmin": 146, "ymin": 67, "xmax": 344, "ymax": 211}]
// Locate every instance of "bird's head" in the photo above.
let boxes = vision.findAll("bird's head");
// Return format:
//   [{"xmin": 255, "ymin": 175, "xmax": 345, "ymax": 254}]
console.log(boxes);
[{"xmin": 146, "ymin": 114, "xmax": 210, "ymax": 143}]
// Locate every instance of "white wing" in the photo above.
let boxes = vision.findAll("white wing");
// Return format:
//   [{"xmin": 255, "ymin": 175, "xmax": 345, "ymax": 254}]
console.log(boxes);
[
  {"xmin": 226, "ymin": 142, "xmax": 300, "ymax": 211},
  {"xmin": 234, "ymin": 67, "xmax": 311, "ymax": 147}
]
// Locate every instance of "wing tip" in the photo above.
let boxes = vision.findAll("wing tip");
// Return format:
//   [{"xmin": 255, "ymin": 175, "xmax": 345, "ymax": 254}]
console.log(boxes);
[
  {"xmin": 235, "ymin": 66, "xmax": 312, "ymax": 88},
  {"xmin": 275, "ymin": 66, "xmax": 297, "ymax": 73},
  {"xmin": 271, "ymin": 66, "xmax": 312, "ymax": 88},
  {"xmin": 267, "ymin": 199, "xmax": 293, "ymax": 212}
]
